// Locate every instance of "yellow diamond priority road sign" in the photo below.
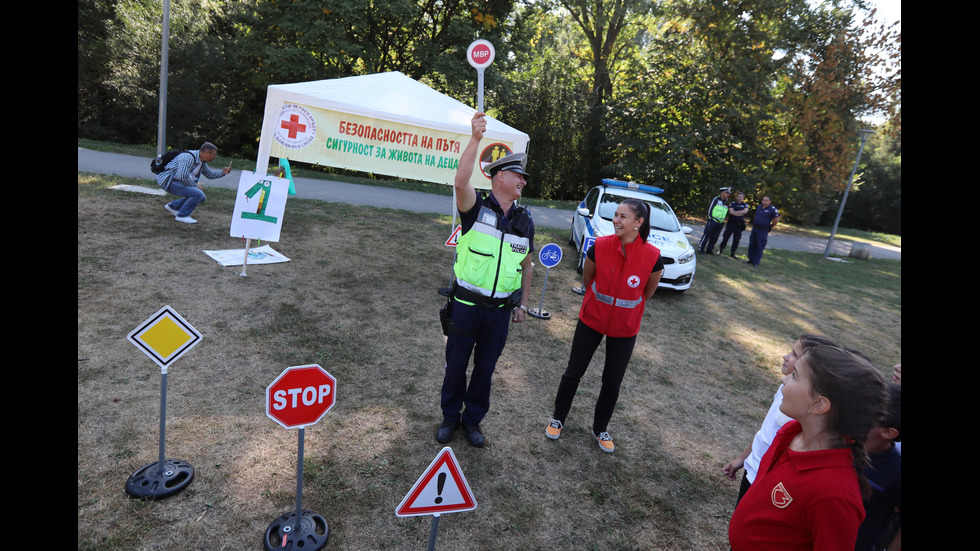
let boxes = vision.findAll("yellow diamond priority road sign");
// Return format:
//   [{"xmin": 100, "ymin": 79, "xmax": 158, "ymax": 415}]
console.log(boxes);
[{"xmin": 127, "ymin": 306, "xmax": 202, "ymax": 372}]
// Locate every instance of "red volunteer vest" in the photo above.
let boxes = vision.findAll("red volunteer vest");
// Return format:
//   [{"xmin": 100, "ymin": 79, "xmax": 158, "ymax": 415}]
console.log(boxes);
[{"xmin": 579, "ymin": 235, "xmax": 661, "ymax": 338}]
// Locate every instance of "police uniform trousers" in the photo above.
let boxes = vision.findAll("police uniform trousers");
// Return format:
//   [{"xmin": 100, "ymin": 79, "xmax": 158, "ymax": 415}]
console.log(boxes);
[
  {"xmin": 746, "ymin": 227, "xmax": 770, "ymax": 265},
  {"xmin": 699, "ymin": 220, "xmax": 724, "ymax": 253},
  {"xmin": 441, "ymin": 298, "xmax": 512, "ymax": 426},
  {"xmin": 720, "ymin": 221, "xmax": 745, "ymax": 254}
]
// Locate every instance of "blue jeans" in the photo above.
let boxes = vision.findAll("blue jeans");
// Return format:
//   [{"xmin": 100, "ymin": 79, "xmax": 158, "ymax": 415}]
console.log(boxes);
[{"xmin": 166, "ymin": 181, "xmax": 206, "ymax": 217}]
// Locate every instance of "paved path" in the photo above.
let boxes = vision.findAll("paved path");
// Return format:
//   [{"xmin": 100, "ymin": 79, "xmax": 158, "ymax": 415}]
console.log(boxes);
[{"xmin": 78, "ymin": 147, "xmax": 900, "ymax": 260}]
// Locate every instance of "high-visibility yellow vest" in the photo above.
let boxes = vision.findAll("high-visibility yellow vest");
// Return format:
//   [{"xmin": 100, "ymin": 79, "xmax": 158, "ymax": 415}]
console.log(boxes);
[
  {"xmin": 454, "ymin": 205, "xmax": 530, "ymax": 301},
  {"xmin": 710, "ymin": 200, "xmax": 729, "ymax": 222}
]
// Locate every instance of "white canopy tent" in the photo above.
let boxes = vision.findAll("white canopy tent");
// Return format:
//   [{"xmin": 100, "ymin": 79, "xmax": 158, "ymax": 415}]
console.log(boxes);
[{"xmin": 254, "ymin": 71, "xmax": 529, "ymax": 189}]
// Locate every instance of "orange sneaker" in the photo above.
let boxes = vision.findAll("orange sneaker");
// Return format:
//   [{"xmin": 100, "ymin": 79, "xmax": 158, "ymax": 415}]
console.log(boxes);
[
  {"xmin": 593, "ymin": 431, "xmax": 615, "ymax": 453},
  {"xmin": 545, "ymin": 419, "xmax": 563, "ymax": 440}
]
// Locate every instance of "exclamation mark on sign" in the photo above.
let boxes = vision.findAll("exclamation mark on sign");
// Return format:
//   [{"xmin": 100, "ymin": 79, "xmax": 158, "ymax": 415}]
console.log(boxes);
[{"xmin": 435, "ymin": 472, "xmax": 446, "ymax": 504}]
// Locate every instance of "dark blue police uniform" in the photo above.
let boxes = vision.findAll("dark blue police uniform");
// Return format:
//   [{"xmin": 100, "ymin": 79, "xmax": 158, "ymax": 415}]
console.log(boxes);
[
  {"xmin": 746, "ymin": 203, "xmax": 779, "ymax": 265},
  {"xmin": 719, "ymin": 199, "xmax": 750, "ymax": 256},
  {"xmin": 441, "ymin": 192, "xmax": 534, "ymax": 430},
  {"xmin": 698, "ymin": 191, "xmax": 730, "ymax": 254}
]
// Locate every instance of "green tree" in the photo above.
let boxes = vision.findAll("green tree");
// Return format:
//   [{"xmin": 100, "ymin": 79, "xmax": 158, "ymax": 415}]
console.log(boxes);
[
  {"xmin": 606, "ymin": 0, "xmax": 804, "ymax": 213},
  {"xmin": 250, "ymin": 0, "xmax": 516, "ymax": 93},
  {"xmin": 769, "ymin": 3, "xmax": 900, "ymax": 224},
  {"xmin": 492, "ymin": 7, "xmax": 594, "ymax": 199},
  {"xmin": 835, "ymin": 122, "xmax": 901, "ymax": 234},
  {"xmin": 79, "ymin": 0, "xmax": 260, "ymax": 151},
  {"xmin": 78, "ymin": 0, "xmax": 120, "ymax": 140},
  {"xmin": 543, "ymin": 0, "xmax": 656, "ymax": 185}
]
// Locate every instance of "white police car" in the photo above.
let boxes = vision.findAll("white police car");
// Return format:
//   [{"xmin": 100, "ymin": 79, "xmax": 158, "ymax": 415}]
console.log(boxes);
[{"xmin": 569, "ymin": 179, "xmax": 697, "ymax": 291}]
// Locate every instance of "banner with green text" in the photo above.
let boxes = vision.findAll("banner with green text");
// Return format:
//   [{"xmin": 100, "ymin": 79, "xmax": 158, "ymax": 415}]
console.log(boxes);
[{"xmin": 269, "ymin": 102, "xmax": 518, "ymax": 190}]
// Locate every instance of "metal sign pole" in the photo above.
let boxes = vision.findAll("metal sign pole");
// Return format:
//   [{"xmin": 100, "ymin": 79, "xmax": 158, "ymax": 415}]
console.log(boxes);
[
  {"xmin": 477, "ymin": 68, "xmax": 485, "ymax": 113},
  {"xmin": 293, "ymin": 428, "xmax": 305, "ymax": 533},
  {"xmin": 263, "ymin": 365, "xmax": 334, "ymax": 551},
  {"xmin": 157, "ymin": 371, "xmax": 168, "ymax": 474},
  {"xmin": 427, "ymin": 514, "xmax": 441, "ymax": 551},
  {"xmin": 125, "ymin": 306, "xmax": 199, "ymax": 500},
  {"xmin": 530, "ymin": 244, "xmax": 561, "ymax": 319},
  {"xmin": 125, "ymin": 365, "xmax": 195, "ymax": 499},
  {"xmin": 156, "ymin": 0, "xmax": 170, "ymax": 158}
]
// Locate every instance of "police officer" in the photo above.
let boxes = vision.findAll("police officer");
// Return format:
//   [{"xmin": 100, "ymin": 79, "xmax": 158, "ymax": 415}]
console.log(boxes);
[
  {"xmin": 718, "ymin": 191, "xmax": 750, "ymax": 258},
  {"xmin": 436, "ymin": 112, "xmax": 534, "ymax": 448},
  {"xmin": 745, "ymin": 195, "xmax": 780, "ymax": 266},
  {"xmin": 698, "ymin": 187, "xmax": 731, "ymax": 254}
]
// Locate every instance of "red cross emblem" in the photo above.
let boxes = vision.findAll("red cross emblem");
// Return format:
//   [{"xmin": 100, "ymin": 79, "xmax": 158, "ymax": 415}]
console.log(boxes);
[{"xmin": 280, "ymin": 114, "xmax": 307, "ymax": 139}]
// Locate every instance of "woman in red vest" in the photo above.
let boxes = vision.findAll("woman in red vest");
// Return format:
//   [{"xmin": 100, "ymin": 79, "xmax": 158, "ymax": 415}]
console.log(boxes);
[{"xmin": 545, "ymin": 198, "xmax": 664, "ymax": 452}]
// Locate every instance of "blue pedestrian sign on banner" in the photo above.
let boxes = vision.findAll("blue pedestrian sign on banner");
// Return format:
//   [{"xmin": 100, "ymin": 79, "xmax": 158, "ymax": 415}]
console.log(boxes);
[{"xmin": 538, "ymin": 243, "xmax": 562, "ymax": 268}]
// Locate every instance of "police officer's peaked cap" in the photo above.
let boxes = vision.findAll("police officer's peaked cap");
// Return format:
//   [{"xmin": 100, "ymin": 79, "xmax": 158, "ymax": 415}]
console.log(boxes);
[
  {"xmin": 486, "ymin": 152, "xmax": 529, "ymax": 177},
  {"xmin": 719, "ymin": 186, "xmax": 732, "ymax": 193}
]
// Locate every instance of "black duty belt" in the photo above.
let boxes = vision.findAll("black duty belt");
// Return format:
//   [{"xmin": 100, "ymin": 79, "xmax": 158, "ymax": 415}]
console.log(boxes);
[{"xmin": 451, "ymin": 282, "xmax": 511, "ymax": 309}]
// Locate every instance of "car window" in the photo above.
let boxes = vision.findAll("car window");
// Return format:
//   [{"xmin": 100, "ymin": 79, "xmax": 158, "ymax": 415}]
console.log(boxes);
[
  {"xmin": 647, "ymin": 201, "xmax": 681, "ymax": 232},
  {"xmin": 585, "ymin": 187, "xmax": 600, "ymax": 215},
  {"xmin": 598, "ymin": 192, "xmax": 680, "ymax": 232}
]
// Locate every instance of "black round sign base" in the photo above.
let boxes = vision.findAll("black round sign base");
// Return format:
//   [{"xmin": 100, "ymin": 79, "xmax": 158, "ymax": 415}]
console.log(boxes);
[
  {"xmin": 528, "ymin": 307, "xmax": 551, "ymax": 319},
  {"xmin": 125, "ymin": 459, "xmax": 194, "ymax": 500},
  {"xmin": 264, "ymin": 510, "xmax": 329, "ymax": 551}
]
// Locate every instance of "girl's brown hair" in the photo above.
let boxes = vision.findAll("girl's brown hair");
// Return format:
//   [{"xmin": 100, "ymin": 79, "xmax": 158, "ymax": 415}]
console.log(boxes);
[{"xmin": 802, "ymin": 344, "xmax": 885, "ymax": 496}]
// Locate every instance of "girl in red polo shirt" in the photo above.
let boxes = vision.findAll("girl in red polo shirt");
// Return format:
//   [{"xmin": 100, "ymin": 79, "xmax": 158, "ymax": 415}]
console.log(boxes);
[
  {"xmin": 545, "ymin": 199, "xmax": 664, "ymax": 453},
  {"xmin": 729, "ymin": 345, "xmax": 885, "ymax": 550}
]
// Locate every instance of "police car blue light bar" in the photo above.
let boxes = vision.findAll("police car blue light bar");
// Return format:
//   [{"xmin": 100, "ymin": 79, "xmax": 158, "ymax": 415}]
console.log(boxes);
[{"xmin": 601, "ymin": 178, "xmax": 664, "ymax": 195}]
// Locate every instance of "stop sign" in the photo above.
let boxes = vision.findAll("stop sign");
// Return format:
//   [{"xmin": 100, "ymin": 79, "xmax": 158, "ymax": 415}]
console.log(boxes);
[{"xmin": 266, "ymin": 364, "xmax": 336, "ymax": 429}]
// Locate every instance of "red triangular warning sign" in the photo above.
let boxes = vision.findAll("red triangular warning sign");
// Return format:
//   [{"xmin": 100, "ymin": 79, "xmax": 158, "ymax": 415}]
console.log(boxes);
[
  {"xmin": 395, "ymin": 447, "xmax": 477, "ymax": 517},
  {"xmin": 445, "ymin": 225, "xmax": 461, "ymax": 247}
]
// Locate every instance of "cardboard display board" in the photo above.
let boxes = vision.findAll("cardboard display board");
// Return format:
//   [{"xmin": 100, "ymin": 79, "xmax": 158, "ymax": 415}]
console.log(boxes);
[{"xmin": 230, "ymin": 171, "xmax": 290, "ymax": 242}]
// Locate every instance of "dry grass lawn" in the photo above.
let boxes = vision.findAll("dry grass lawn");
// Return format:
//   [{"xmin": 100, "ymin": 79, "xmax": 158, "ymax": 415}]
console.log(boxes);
[{"xmin": 78, "ymin": 174, "xmax": 901, "ymax": 550}]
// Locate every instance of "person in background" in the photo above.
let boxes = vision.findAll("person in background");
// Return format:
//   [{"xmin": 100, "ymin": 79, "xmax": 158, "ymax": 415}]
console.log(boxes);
[
  {"xmin": 728, "ymin": 344, "xmax": 885, "ymax": 550},
  {"xmin": 855, "ymin": 383, "xmax": 901, "ymax": 551},
  {"xmin": 156, "ymin": 142, "xmax": 231, "ymax": 224},
  {"xmin": 545, "ymin": 198, "xmax": 664, "ymax": 453},
  {"xmin": 718, "ymin": 191, "xmax": 750, "ymax": 258},
  {"xmin": 745, "ymin": 195, "xmax": 779, "ymax": 266},
  {"xmin": 699, "ymin": 187, "xmax": 731, "ymax": 254}
]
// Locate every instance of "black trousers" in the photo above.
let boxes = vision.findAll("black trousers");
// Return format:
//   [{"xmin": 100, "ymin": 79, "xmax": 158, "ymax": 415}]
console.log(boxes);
[
  {"xmin": 552, "ymin": 320, "xmax": 637, "ymax": 434},
  {"xmin": 720, "ymin": 222, "xmax": 745, "ymax": 253}
]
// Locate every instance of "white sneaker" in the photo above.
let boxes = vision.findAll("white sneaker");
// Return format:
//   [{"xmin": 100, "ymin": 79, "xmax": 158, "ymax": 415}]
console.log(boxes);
[
  {"xmin": 175, "ymin": 216, "xmax": 197, "ymax": 224},
  {"xmin": 593, "ymin": 431, "xmax": 615, "ymax": 453},
  {"xmin": 164, "ymin": 204, "xmax": 179, "ymax": 215}
]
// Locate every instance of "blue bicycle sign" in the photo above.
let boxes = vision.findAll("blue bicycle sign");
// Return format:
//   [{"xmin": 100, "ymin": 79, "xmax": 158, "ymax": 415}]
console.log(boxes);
[{"xmin": 538, "ymin": 243, "xmax": 562, "ymax": 268}]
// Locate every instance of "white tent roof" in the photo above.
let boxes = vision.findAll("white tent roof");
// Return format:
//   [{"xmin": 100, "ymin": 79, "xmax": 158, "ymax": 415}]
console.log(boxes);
[{"xmin": 254, "ymin": 71, "xmax": 529, "ymax": 180}]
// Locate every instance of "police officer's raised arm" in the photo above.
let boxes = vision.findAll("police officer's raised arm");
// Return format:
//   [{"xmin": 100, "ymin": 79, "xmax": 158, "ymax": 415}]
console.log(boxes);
[{"xmin": 454, "ymin": 112, "xmax": 487, "ymax": 215}]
